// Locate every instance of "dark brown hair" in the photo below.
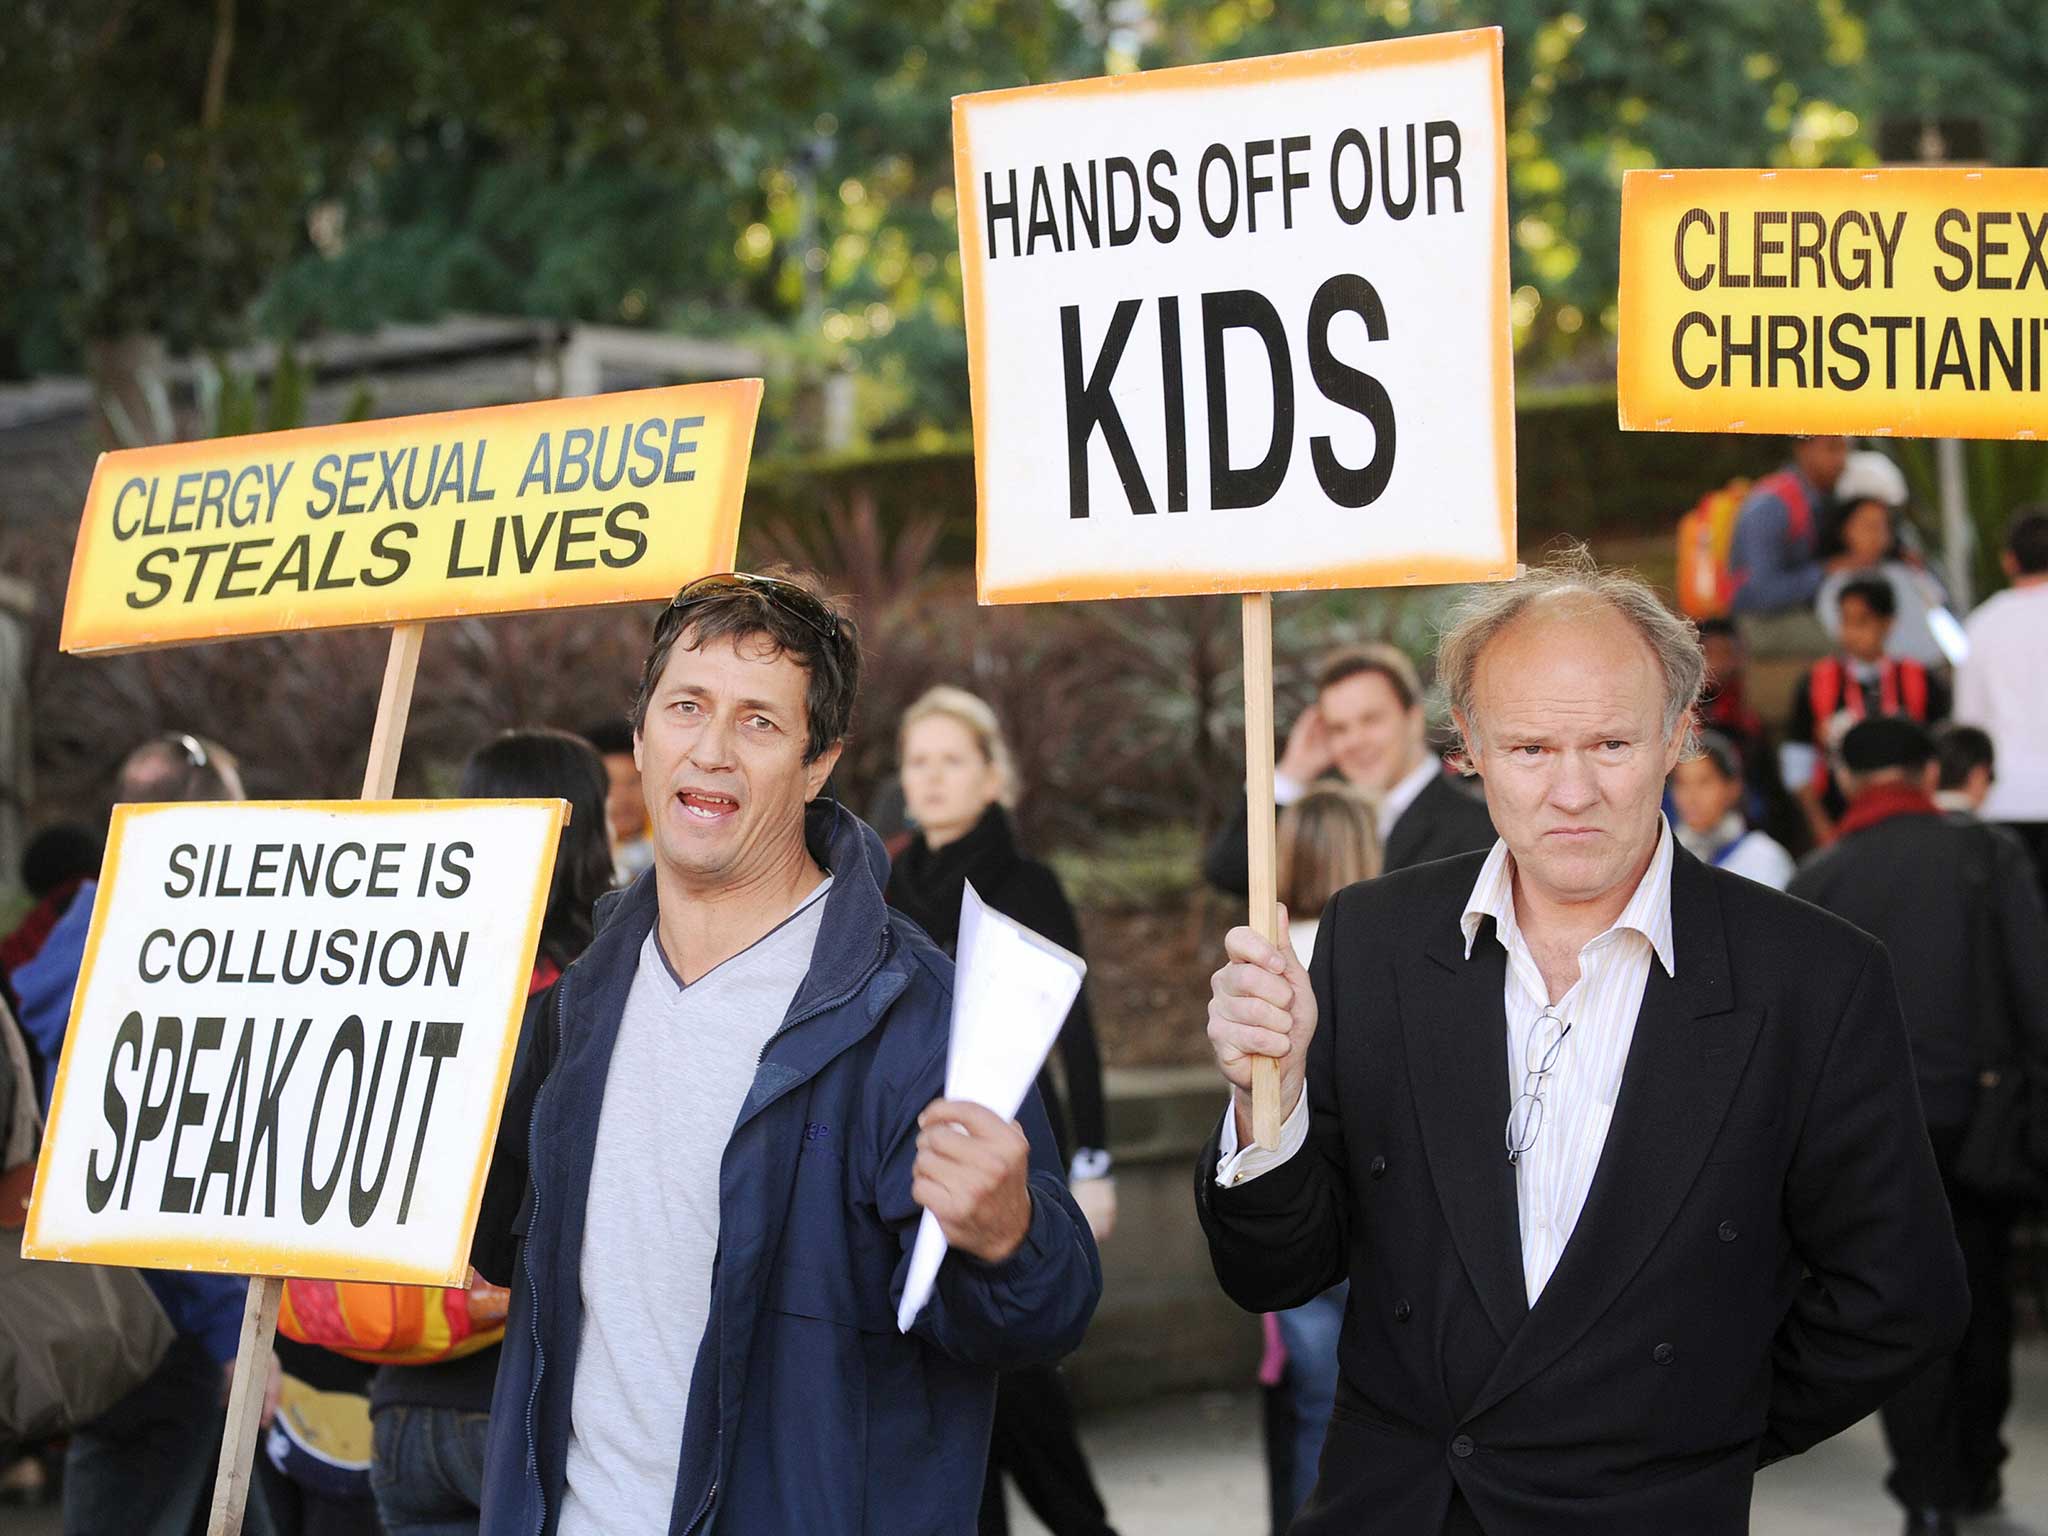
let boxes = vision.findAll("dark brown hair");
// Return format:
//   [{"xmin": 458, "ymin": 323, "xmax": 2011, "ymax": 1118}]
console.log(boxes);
[
  {"xmin": 629, "ymin": 568, "xmax": 861, "ymax": 763},
  {"xmin": 460, "ymin": 729, "xmax": 614, "ymax": 968},
  {"xmin": 1315, "ymin": 642, "xmax": 1420, "ymax": 712}
]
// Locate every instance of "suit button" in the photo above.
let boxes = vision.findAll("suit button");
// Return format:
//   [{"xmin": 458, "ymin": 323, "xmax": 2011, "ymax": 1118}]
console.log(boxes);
[
  {"xmin": 1451, "ymin": 1434, "xmax": 1475, "ymax": 1458},
  {"xmin": 1653, "ymin": 1343, "xmax": 1676, "ymax": 1366},
  {"xmin": 1394, "ymin": 1299, "xmax": 1412, "ymax": 1323},
  {"xmin": 1718, "ymin": 1221, "xmax": 1739, "ymax": 1243},
  {"xmin": 1370, "ymin": 1155, "xmax": 1388, "ymax": 1179}
]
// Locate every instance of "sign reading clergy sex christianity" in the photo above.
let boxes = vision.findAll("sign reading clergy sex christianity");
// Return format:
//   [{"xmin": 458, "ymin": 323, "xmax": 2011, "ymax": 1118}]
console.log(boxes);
[
  {"xmin": 24, "ymin": 799, "xmax": 565, "ymax": 1286},
  {"xmin": 953, "ymin": 28, "xmax": 1515, "ymax": 604},
  {"xmin": 1619, "ymin": 167, "xmax": 2048, "ymax": 438},
  {"xmin": 60, "ymin": 379, "xmax": 762, "ymax": 653}
]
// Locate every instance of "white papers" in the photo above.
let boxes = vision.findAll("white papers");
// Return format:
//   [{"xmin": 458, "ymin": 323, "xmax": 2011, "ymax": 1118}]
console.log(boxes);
[{"xmin": 896, "ymin": 881, "xmax": 1086, "ymax": 1333}]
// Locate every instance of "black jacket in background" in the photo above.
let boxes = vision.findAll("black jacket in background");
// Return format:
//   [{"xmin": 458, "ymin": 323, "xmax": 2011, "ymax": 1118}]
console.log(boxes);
[
  {"xmin": 1196, "ymin": 842, "xmax": 1965, "ymax": 1535},
  {"xmin": 886, "ymin": 804, "xmax": 1108, "ymax": 1166},
  {"xmin": 1789, "ymin": 802, "xmax": 2048, "ymax": 1129},
  {"xmin": 1203, "ymin": 768, "xmax": 1496, "ymax": 896}
]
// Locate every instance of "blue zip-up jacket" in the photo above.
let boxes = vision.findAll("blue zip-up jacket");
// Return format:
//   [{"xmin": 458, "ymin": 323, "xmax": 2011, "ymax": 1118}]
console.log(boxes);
[
  {"xmin": 473, "ymin": 800, "xmax": 1102, "ymax": 1535},
  {"xmin": 1728, "ymin": 467, "xmax": 1827, "ymax": 614}
]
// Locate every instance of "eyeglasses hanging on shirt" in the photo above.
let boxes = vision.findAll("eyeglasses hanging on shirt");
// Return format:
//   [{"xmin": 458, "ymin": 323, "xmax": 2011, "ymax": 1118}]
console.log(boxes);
[{"xmin": 1505, "ymin": 1010, "xmax": 1573, "ymax": 1165}]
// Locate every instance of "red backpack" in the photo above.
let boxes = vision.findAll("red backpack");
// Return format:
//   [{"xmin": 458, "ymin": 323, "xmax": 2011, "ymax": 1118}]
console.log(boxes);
[{"xmin": 1804, "ymin": 655, "xmax": 1933, "ymax": 792}]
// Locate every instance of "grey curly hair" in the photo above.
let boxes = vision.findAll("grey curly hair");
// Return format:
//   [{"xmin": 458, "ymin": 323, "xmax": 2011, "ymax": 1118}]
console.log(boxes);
[{"xmin": 1437, "ymin": 545, "xmax": 1704, "ymax": 764}]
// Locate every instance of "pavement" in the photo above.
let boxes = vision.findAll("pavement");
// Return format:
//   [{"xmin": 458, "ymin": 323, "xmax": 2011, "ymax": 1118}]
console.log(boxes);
[
  {"xmin": 1006, "ymin": 1343, "xmax": 2048, "ymax": 1535},
  {"xmin": 5, "ymin": 1348, "xmax": 2043, "ymax": 1533}
]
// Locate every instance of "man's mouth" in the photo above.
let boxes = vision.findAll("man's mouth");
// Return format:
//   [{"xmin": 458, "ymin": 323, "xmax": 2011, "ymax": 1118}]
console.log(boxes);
[{"xmin": 677, "ymin": 789, "xmax": 740, "ymax": 822}]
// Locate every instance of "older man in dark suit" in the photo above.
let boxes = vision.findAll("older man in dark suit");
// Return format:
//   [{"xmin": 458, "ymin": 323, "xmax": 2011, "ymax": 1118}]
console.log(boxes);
[{"xmin": 1196, "ymin": 553, "xmax": 1965, "ymax": 1536}]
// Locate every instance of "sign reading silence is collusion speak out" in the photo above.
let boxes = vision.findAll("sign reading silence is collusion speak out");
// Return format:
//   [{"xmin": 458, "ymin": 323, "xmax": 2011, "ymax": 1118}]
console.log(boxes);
[{"xmin": 25, "ymin": 800, "xmax": 564, "ymax": 1286}]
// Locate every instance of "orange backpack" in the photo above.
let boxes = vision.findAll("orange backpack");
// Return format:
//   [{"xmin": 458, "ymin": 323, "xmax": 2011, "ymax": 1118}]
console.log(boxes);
[
  {"xmin": 1675, "ymin": 478, "xmax": 1751, "ymax": 619},
  {"xmin": 278, "ymin": 1270, "xmax": 509, "ymax": 1367}
]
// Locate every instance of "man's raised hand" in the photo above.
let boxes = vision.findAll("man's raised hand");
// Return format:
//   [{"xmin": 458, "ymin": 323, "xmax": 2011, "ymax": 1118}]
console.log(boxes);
[{"xmin": 1207, "ymin": 915, "xmax": 1316, "ymax": 1146}]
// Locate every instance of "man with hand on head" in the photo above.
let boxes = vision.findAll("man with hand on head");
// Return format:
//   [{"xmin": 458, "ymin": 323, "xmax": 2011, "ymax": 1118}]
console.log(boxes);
[
  {"xmin": 1204, "ymin": 643, "xmax": 1493, "ymax": 895},
  {"xmin": 1195, "ymin": 552, "xmax": 1964, "ymax": 1536},
  {"xmin": 473, "ymin": 571, "xmax": 1101, "ymax": 1536}
]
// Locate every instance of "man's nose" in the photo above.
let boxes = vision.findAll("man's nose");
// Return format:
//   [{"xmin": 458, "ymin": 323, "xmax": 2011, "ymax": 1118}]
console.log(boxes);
[
  {"xmin": 1548, "ymin": 752, "xmax": 1599, "ymax": 811},
  {"xmin": 687, "ymin": 714, "xmax": 738, "ymax": 770}
]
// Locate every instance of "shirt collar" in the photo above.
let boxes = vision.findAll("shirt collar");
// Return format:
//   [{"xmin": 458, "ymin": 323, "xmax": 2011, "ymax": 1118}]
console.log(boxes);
[
  {"xmin": 1379, "ymin": 753, "xmax": 1443, "ymax": 839},
  {"xmin": 1460, "ymin": 815, "xmax": 1676, "ymax": 977}
]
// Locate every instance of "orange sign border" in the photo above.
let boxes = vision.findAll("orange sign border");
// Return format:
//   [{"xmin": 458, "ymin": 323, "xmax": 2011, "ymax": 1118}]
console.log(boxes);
[
  {"xmin": 952, "ymin": 27, "xmax": 1517, "ymax": 604},
  {"xmin": 1618, "ymin": 166, "xmax": 2048, "ymax": 438},
  {"xmin": 22, "ymin": 798, "xmax": 563, "ymax": 1286},
  {"xmin": 60, "ymin": 380, "xmax": 762, "ymax": 654}
]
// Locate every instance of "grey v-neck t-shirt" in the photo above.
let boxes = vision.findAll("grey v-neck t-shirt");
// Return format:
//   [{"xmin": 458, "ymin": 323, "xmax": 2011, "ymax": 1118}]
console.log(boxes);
[{"xmin": 558, "ymin": 878, "xmax": 832, "ymax": 1536}]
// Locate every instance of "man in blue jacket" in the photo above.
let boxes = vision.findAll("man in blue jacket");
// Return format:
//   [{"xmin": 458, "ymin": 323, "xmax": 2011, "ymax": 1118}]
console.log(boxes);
[
  {"xmin": 474, "ymin": 570, "xmax": 1102, "ymax": 1536},
  {"xmin": 1726, "ymin": 433, "xmax": 1848, "ymax": 624}
]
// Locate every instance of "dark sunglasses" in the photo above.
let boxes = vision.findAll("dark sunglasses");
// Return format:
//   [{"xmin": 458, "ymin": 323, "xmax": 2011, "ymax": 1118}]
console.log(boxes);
[{"xmin": 661, "ymin": 572, "xmax": 842, "ymax": 644}]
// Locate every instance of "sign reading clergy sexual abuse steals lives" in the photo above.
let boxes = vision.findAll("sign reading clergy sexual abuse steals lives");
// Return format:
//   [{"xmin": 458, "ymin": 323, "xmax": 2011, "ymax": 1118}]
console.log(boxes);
[
  {"xmin": 954, "ymin": 29, "xmax": 1514, "ymax": 604},
  {"xmin": 60, "ymin": 380, "xmax": 761, "ymax": 653},
  {"xmin": 24, "ymin": 800, "xmax": 564, "ymax": 1286}
]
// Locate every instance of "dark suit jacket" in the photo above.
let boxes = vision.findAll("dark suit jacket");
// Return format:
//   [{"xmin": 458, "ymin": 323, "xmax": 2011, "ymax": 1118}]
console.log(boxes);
[
  {"xmin": 1203, "ymin": 769, "xmax": 1497, "ymax": 894},
  {"xmin": 1196, "ymin": 844, "xmax": 1965, "ymax": 1536}
]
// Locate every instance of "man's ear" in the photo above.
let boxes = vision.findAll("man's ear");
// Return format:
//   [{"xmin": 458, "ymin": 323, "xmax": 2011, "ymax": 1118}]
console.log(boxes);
[
  {"xmin": 1920, "ymin": 760, "xmax": 1942, "ymax": 796},
  {"xmin": 805, "ymin": 739, "xmax": 845, "ymax": 801},
  {"xmin": 632, "ymin": 725, "xmax": 644, "ymax": 776},
  {"xmin": 1448, "ymin": 709, "xmax": 1480, "ymax": 777},
  {"xmin": 1664, "ymin": 715, "xmax": 1692, "ymax": 775}
]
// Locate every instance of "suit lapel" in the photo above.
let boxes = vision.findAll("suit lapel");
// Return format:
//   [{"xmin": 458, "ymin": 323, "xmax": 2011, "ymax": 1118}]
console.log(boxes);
[
  {"xmin": 1383, "ymin": 783, "xmax": 1428, "ymax": 871},
  {"xmin": 1463, "ymin": 848, "xmax": 1762, "ymax": 1420},
  {"xmin": 1406, "ymin": 917, "xmax": 1528, "ymax": 1344}
]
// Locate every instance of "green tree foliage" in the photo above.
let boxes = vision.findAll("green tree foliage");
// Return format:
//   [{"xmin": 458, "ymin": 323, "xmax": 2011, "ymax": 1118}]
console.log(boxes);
[
  {"xmin": 1141, "ymin": 0, "xmax": 1870, "ymax": 358},
  {"xmin": 3, "ymin": 0, "xmax": 2039, "ymax": 435}
]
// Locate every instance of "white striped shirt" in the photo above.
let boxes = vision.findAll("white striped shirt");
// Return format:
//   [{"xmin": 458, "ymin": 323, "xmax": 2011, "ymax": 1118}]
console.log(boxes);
[
  {"xmin": 1461, "ymin": 816, "xmax": 1675, "ymax": 1303},
  {"xmin": 1214, "ymin": 818, "xmax": 1676, "ymax": 1306}
]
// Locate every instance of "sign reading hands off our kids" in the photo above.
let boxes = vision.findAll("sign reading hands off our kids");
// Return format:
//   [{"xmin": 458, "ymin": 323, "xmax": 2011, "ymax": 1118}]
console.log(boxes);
[
  {"xmin": 953, "ymin": 28, "xmax": 1515, "ymax": 604},
  {"xmin": 60, "ymin": 380, "xmax": 762, "ymax": 653},
  {"xmin": 24, "ymin": 799, "xmax": 564, "ymax": 1286},
  {"xmin": 1619, "ymin": 168, "xmax": 2048, "ymax": 438}
]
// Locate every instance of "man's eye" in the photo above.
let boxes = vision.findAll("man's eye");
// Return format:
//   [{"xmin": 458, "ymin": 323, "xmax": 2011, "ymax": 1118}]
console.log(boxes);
[
  {"xmin": 1602, "ymin": 740, "xmax": 1630, "ymax": 752},
  {"xmin": 1514, "ymin": 744, "xmax": 1544, "ymax": 757}
]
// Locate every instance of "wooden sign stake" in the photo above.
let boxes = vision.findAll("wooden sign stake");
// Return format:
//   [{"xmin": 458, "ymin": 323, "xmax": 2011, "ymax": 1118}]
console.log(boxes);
[
  {"xmin": 205, "ymin": 620, "xmax": 426, "ymax": 1536},
  {"xmin": 1240, "ymin": 593, "xmax": 1284, "ymax": 1150}
]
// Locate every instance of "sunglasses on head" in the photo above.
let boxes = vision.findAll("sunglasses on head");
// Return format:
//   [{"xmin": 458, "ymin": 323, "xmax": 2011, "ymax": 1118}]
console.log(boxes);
[{"xmin": 661, "ymin": 572, "xmax": 842, "ymax": 644}]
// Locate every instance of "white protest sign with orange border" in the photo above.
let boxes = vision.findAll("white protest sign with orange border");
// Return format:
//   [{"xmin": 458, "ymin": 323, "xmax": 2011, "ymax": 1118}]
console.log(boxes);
[
  {"xmin": 24, "ymin": 799, "xmax": 564, "ymax": 1286},
  {"xmin": 60, "ymin": 380, "xmax": 762, "ymax": 654},
  {"xmin": 954, "ymin": 28, "xmax": 1515, "ymax": 605}
]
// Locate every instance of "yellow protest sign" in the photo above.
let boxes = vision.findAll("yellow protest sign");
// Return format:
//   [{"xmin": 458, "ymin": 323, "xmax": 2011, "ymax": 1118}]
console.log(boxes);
[
  {"xmin": 1619, "ymin": 167, "xmax": 2048, "ymax": 438},
  {"xmin": 60, "ymin": 380, "xmax": 762, "ymax": 653}
]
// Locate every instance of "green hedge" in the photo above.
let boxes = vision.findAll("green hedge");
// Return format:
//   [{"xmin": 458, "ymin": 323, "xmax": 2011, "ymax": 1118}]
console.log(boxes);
[{"xmin": 739, "ymin": 388, "xmax": 1784, "ymax": 564}]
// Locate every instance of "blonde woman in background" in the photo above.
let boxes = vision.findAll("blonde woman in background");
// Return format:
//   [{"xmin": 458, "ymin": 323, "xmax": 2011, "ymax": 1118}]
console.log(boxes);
[
  {"xmin": 887, "ymin": 685, "xmax": 1120, "ymax": 1536},
  {"xmin": 1264, "ymin": 784, "xmax": 1381, "ymax": 1536}
]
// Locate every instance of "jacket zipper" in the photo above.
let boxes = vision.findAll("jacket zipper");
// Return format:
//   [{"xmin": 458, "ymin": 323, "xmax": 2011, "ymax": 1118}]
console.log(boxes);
[
  {"xmin": 677, "ymin": 927, "xmax": 893, "ymax": 1536},
  {"xmin": 525, "ymin": 974, "xmax": 572, "ymax": 1536}
]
